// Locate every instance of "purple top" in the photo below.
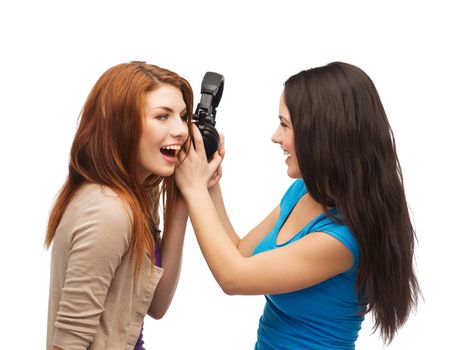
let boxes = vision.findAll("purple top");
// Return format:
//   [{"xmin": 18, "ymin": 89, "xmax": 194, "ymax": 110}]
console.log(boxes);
[{"xmin": 134, "ymin": 245, "xmax": 162, "ymax": 350}]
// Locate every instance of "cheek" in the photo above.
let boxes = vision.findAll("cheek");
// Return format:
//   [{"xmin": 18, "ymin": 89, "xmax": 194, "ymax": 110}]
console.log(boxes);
[
  {"xmin": 137, "ymin": 138, "xmax": 149, "ymax": 164},
  {"xmin": 284, "ymin": 131, "xmax": 294, "ymax": 149},
  {"xmin": 142, "ymin": 121, "xmax": 164, "ymax": 143},
  {"xmin": 137, "ymin": 126, "xmax": 160, "ymax": 162}
]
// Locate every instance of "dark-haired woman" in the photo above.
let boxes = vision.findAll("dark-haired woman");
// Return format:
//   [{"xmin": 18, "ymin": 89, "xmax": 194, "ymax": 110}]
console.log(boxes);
[
  {"xmin": 175, "ymin": 62, "xmax": 420, "ymax": 349},
  {"xmin": 45, "ymin": 61, "xmax": 219, "ymax": 350}
]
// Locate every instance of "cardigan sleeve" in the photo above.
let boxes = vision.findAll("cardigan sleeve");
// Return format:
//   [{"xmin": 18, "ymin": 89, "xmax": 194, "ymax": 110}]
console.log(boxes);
[{"xmin": 52, "ymin": 194, "xmax": 132, "ymax": 350}]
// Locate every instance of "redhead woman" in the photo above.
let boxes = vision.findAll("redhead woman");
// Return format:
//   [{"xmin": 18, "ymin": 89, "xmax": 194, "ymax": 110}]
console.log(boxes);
[{"xmin": 45, "ymin": 61, "xmax": 204, "ymax": 350}]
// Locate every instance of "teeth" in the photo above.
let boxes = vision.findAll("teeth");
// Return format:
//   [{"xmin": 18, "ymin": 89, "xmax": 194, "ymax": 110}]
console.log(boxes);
[
  {"xmin": 162, "ymin": 145, "xmax": 181, "ymax": 151},
  {"xmin": 283, "ymin": 150, "xmax": 290, "ymax": 156}
]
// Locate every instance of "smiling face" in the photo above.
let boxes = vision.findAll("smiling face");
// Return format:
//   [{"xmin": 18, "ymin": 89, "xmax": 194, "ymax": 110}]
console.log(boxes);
[
  {"xmin": 137, "ymin": 84, "xmax": 189, "ymax": 182},
  {"xmin": 271, "ymin": 91, "xmax": 302, "ymax": 178}
]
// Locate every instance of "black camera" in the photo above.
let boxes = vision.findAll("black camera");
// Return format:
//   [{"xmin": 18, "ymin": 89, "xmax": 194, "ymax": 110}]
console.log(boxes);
[{"xmin": 192, "ymin": 72, "xmax": 224, "ymax": 159}]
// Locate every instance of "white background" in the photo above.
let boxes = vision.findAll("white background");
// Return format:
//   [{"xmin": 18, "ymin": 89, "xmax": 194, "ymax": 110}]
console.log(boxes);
[{"xmin": 1, "ymin": 0, "xmax": 454, "ymax": 348}]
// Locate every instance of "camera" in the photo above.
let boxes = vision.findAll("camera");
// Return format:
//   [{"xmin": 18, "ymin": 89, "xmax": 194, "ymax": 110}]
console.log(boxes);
[{"xmin": 192, "ymin": 72, "xmax": 224, "ymax": 159}]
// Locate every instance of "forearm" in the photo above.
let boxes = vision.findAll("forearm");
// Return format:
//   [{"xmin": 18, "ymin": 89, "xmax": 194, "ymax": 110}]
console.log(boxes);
[
  {"xmin": 148, "ymin": 197, "xmax": 187, "ymax": 319},
  {"xmin": 184, "ymin": 188, "xmax": 244, "ymax": 294},
  {"xmin": 209, "ymin": 183, "xmax": 240, "ymax": 247}
]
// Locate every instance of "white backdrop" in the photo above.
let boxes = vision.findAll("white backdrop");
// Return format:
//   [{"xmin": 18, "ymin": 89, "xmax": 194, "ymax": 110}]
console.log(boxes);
[{"xmin": 1, "ymin": 0, "xmax": 454, "ymax": 348}]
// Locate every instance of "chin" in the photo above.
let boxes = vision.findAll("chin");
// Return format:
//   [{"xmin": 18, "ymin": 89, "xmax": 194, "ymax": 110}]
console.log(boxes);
[
  {"xmin": 157, "ymin": 168, "xmax": 175, "ymax": 177},
  {"xmin": 145, "ymin": 164, "xmax": 176, "ymax": 178},
  {"xmin": 287, "ymin": 168, "xmax": 302, "ymax": 179}
]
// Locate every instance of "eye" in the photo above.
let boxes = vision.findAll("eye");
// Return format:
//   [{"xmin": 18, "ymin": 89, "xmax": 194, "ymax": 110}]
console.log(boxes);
[
  {"xmin": 280, "ymin": 122, "xmax": 288, "ymax": 128},
  {"xmin": 181, "ymin": 114, "xmax": 189, "ymax": 122},
  {"xmin": 157, "ymin": 114, "xmax": 169, "ymax": 121}
]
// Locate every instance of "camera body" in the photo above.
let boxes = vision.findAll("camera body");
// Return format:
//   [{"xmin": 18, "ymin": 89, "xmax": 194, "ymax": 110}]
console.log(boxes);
[{"xmin": 192, "ymin": 72, "xmax": 224, "ymax": 159}]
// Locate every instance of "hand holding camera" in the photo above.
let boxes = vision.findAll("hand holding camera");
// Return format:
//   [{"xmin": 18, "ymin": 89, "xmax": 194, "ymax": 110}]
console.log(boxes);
[{"xmin": 176, "ymin": 72, "xmax": 225, "ymax": 195}]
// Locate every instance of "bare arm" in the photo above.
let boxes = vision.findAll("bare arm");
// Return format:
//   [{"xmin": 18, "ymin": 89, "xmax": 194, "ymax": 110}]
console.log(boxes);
[
  {"xmin": 183, "ymin": 189, "xmax": 353, "ymax": 295},
  {"xmin": 207, "ymin": 135, "xmax": 279, "ymax": 257},
  {"xmin": 208, "ymin": 183, "xmax": 239, "ymax": 246},
  {"xmin": 176, "ymin": 125, "xmax": 353, "ymax": 295},
  {"xmin": 209, "ymin": 183, "xmax": 279, "ymax": 257},
  {"xmin": 148, "ymin": 196, "xmax": 188, "ymax": 319}
]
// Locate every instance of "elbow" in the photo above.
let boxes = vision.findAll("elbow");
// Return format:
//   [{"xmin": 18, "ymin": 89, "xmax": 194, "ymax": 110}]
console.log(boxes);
[
  {"xmin": 148, "ymin": 309, "xmax": 166, "ymax": 320},
  {"xmin": 147, "ymin": 304, "xmax": 169, "ymax": 320},
  {"xmin": 150, "ymin": 311, "xmax": 165, "ymax": 320},
  {"xmin": 217, "ymin": 269, "xmax": 243, "ymax": 296},
  {"xmin": 220, "ymin": 281, "xmax": 237, "ymax": 296}
]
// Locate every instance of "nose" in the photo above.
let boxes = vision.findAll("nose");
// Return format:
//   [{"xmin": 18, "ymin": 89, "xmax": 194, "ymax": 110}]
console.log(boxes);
[
  {"xmin": 170, "ymin": 116, "xmax": 189, "ymax": 139},
  {"xmin": 271, "ymin": 127, "xmax": 281, "ymax": 144}
]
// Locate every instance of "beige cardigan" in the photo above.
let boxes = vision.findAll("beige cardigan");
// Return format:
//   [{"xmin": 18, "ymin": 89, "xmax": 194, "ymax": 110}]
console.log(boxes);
[{"xmin": 47, "ymin": 184, "xmax": 163, "ymax": 350}]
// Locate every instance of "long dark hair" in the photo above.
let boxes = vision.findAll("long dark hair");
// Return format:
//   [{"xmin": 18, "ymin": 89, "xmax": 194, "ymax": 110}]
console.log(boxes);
[
  {"xmin": 284, "ymin": 62, "xmax": 419, "ymax": 343},
  {"xmin": 45, "ymin": 61, "xmax": 193, "ymax": 277}
]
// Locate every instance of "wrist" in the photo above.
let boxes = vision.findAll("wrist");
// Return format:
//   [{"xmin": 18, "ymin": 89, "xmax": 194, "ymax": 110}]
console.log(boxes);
[
  {"xmin": 180, "ymin": 186, "xmax": 210, "ymax": 204},
  {"xmin": 208, "ymin": 182, "xmax": 221, "ymax": 196}
]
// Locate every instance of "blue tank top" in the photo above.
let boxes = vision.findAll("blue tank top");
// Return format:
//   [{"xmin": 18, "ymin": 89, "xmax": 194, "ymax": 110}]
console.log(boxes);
[{"xmin": 252, "ymin": 179, "xmax": 364, "ymax": 350}]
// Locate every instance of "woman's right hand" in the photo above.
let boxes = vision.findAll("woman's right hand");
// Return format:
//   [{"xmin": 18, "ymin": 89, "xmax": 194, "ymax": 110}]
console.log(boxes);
[
  {"xmin": 207, "ymin": 133, "xmax": 225, "ymax": 189},
  {"xmin": 175, "ymin": 124, "xmax": 223, "ymax": 198}
]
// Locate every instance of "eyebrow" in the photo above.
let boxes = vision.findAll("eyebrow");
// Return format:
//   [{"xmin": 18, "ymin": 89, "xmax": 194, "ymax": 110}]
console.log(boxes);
[
  {"xmin": 279, "ymin": 115, "xmax": 290, "ymax": 123},
  {"xmin": 151, "ymin": 106, "xmax": 187, "ymax": 114}
]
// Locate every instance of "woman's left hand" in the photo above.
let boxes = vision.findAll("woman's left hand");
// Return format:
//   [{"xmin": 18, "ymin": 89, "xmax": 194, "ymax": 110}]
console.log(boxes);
[{"xmin": 175, "ymin": 124, "xmax": 223, "ymax": 197}]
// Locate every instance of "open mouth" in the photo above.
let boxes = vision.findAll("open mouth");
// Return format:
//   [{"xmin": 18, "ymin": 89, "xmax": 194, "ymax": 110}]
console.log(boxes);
[
  {"xmin": 160, "ymin": 148, "xmax": 177, "ymax": 157},
  {"xmin": 160, "ymin": 145, "xmax": 181, "ymax": 159}
]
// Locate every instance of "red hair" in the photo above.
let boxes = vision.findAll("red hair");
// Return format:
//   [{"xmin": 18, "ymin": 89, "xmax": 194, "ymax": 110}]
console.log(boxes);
[{"xmin": 45, "ymin": 61, "xmax": 193, "ymax": 277}]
